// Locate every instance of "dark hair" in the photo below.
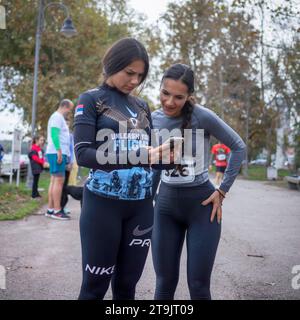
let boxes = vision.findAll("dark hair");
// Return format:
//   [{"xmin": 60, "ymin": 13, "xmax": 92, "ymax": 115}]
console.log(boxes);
[
  {"xmin": 161, "ymin": 63, "xmax": 195, "ymax": 132},
  {"xmin": 32, "ymin": 136, "xmax": 38, "ymax": 145},
  {"xmin": 59, "ymin": 99, "xmax": 73, "ymax": 109},
  {"xmin": 32, "ymin": 135, "xmax": 44, "ymax": 145},
  {"xmin": 102, "ymin": 37, "xmax": 149, "ymax": 85}
]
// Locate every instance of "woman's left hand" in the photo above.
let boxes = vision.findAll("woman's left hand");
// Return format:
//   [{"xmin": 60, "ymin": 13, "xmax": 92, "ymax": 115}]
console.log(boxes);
[{"xmin": 201, "ymin": 190, "xmax": 225, "ymax": 224}]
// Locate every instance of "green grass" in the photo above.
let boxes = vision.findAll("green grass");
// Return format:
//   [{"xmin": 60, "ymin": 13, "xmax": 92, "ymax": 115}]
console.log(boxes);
[
  {"xmin": 79, "ymin": 167, "xmax": 90, "ymax": 179},
  {"xmin": 0, "ymin": 171, "xmax": 50, "ymax": 221},
  {"xmin": 242, "ymin": 165, "xmax": 291, "ymax": 181},
  {"xmin": 245, "ymin": 165, "xmax": 267, "ymax": 181},
  {"xmin": 0, "ymin": 165, "xmax": 292, "ymax": 221},
  {"xmin": 210, "ymin": 164, "xmax": 291, "ymax": 182},
  {"xmin": 278, "ymin": 168, "xmax": 292, "ymax": 179},
  {"xmin": 0, "ymin": 167, "xmax": 89, "ymax": 221}
]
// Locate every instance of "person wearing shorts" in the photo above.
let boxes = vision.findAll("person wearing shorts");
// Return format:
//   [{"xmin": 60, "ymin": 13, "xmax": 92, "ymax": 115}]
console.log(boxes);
[
  {"xmin": 211, "ymin": 143, "xmax": 231, "ymax": 187},
  {"xmin": 45, "ymin": 99, "xmax": 73, "ymax": 220}
]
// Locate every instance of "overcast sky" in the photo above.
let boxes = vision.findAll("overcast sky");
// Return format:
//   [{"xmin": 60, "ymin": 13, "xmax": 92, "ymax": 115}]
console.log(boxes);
[
  {"xmin": 129, "ymin": 0, "xmax": 170, "ymax": 22},
  {"xmin": 0, "ymin": 1, "xmax": 170, "ymax": 140},
  {"xmin": 0, "ymin": 0, "xmax": 298, "ymax": 139}
]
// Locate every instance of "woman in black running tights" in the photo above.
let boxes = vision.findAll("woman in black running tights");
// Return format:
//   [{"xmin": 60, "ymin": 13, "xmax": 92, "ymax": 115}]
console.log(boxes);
[
  {"xmin": 73, "ymin": 38, "xmax": 173, "ymax": 300},
  {"xmin": 151, "ymin": 64, "xmax": 246, "ymax": 300}
]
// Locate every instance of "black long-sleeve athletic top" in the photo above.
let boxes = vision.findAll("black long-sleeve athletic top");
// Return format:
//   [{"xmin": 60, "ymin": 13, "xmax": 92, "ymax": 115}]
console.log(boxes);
[{"xmin": 73, "ymin": 83, "xmax": 169, "ymax": 200}]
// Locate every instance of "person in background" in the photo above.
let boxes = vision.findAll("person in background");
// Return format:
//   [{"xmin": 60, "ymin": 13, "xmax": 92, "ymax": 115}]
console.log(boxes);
[
  {"xmin": 28, "ymin": 135, "xmax": 48, "ymax": 199},
  {"xmin": 68, "ymin": 132, "xmax": 79, "ymax": 187},
  {"xmin": 60, "ymin": 119, "xmax": 75, "ymax": 214},
  {"xmin": 211, "ymin": 142, "xmax": 231, "ymax": 187},
  {"xmin": 46, "ymin": 99, "xmax": 73, "ymax": 220},
  {"xmin": 0, "ymin": 143, "xmax": 5, "ymax": 178},
  {"xmin": 0, "ymin": 143, "xmax": 4, "ymax": 162},
  {"xmin": 60, "ymin": 119, "xmax": 84, "ymax": 211}
]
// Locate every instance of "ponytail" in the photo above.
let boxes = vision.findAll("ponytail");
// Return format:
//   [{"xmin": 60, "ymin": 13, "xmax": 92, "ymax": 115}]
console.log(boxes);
[{"xmin": 180, "ymin": 100, "xmax": 194, "ymax": 134}]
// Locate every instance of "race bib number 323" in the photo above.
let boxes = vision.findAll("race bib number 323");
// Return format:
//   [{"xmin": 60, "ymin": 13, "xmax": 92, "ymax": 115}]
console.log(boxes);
[{"xmin": 162, "ymin": 159, "xmax": 195, "ymax": 184}]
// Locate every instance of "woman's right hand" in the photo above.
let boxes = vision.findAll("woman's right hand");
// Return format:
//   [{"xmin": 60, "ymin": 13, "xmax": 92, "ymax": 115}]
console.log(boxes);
[
  {"xmin": 201, "ymin": 190, "xmax": 225, "ymax": 224},
  {"xmin": 147, "ymin": 140, "xmax": 181, "ymax": 165},
  {"xmin": 57, "ymin": 149, "xmax": 62, "ymax": 164},
  {"xmin": 43, "ymin": 162, "xmax": 49, "ymax": 169}
]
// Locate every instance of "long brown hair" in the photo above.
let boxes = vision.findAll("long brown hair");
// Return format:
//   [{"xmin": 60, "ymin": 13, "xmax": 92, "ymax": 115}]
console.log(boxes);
[{"xmin": 161, "ymin": 63, "xmax": 195, "ymax": 133}]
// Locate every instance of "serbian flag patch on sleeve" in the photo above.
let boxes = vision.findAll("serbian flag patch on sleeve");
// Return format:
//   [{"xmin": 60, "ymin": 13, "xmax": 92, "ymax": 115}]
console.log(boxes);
[{"xmin": 75, "ymin": 104, "xmax": 84, "ymax": 117}]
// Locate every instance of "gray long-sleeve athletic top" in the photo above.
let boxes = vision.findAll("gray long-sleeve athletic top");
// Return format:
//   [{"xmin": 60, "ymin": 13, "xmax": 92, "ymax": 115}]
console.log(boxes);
[{"xmin": 152, "ymin": 105, "xmax": 246, "ymax": 193}]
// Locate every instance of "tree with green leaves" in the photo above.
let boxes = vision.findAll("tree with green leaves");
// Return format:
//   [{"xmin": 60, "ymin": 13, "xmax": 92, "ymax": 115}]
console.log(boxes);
[
  {"xmin": 154, "ymin": 0, "xmax": 262, "ymax": 167},
  {"xmin": 154, "ymin": 0, "xmax": 299, "ymax": 170},
  {"xmin": 0, "ymin": 0, "xmax": 137, "ymax": 136},
  {"xmin": 232, "ymin": 0, "xmax": 300, "ymax": 167}
]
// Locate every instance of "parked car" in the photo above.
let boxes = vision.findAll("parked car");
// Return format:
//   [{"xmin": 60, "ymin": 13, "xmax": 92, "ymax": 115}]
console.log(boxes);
[
  {"xmin": 249, "ymin": 158, "xmax": 267, "ymax": 166},
  {"xmin": 0, "ymin": 153, "xmax": 28, "ymax": 179}
]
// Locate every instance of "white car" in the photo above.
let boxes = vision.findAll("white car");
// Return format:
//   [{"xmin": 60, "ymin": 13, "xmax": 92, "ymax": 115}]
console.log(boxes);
[
  {"xmin": 249, "ymin": 158, "xmax": 267, "ymax": 166},
  {"xmin": 0, "ymin": 153, "xmax": 29, "ymax": 177}
]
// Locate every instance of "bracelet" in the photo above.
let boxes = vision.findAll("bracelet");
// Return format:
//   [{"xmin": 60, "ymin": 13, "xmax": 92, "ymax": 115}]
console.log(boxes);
[{"xmin": 216, "ymin": 188, "xmax": 226, "ymax": 198}]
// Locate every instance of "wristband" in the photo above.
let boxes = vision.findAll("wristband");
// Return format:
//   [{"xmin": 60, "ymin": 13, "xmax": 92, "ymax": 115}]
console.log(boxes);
[{"xmin": 216, "ymin": 188, "xmax": 226, "ymax": 198}]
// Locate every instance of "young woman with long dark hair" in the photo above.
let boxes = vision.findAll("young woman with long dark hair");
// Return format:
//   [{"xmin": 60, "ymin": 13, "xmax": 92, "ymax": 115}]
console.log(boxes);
[
  {"xmin": 151, "ymin": 63, "xmax": 246, "ymax": 300},
  {"xmin": 74, "ymin": 38, "xmax": 173, "ymax": 300}
]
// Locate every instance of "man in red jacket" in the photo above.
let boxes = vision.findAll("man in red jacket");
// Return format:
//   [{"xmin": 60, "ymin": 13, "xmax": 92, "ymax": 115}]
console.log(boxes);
[
  {"xmin": 211, "ymin": 142, "xmax": 231, "ymax": 187},
  {"xmin": 28, "ymin": 136, "xmax": 48, "ymax": 198}
]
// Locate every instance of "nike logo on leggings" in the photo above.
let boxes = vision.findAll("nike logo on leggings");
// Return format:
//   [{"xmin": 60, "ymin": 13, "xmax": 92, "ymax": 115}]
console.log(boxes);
[{"xmin": 132, "ymin": 225, "xmax": 153, "ymax": 237}]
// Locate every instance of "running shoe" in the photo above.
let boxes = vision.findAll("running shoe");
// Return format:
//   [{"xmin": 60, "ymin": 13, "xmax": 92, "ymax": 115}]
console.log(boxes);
[
  {"xmin": 51, "ymin": 210, "xmax": 70, "ymax": 220},
  {"xmin": 63, "ymin": 207, "xmax": 71, "ymax": 215},
  {"xmin": 45, "ymin": 210, "xmax": 54, "ymax": 218}
]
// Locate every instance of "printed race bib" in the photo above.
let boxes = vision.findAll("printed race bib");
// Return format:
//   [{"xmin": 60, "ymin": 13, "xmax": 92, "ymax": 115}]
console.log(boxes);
[
  {"xmin": 162, "ymin": 158, "xmax": 195, "ymax": 184},
  {"xmin": 216, "ymin": 154, "xmax": 226, "ymax": 161}
]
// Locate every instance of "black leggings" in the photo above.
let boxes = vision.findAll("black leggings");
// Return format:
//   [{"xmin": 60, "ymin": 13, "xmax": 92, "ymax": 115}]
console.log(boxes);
[
  {"xmin": 60, "ymin": 170, "xmax": 70, "ymax": 209},
  {"xmin": 152, "ymin": 180, "xmax": 221, "ymax": 300},
  {"xmin": 78, "ymin": 186, "xmax": 153, "ymax": 300},
  {"xmin": 32, "ymin": 173, "xmax": 40, "ymax": 198}
]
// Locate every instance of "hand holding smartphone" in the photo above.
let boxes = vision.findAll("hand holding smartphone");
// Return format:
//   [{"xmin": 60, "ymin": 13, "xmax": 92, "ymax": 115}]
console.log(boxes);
[{"xmin": 168, "ymin": 136, "xmax": 184, "ymax": 150}]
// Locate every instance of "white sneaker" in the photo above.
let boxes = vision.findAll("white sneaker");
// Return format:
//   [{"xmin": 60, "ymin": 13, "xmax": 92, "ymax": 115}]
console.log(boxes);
[{"xmin": 63, "ymin": 207, "xmax": 71, "ymax": 215}]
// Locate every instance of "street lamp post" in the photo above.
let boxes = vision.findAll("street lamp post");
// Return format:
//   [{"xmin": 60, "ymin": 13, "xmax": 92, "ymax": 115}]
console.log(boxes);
[
  {"xmin": 31, "ymin": 0, "xmax": 76, "ymax": 137},
  {"xmin": 27, "ymin": 0, "xmax": 76, "ymax": 189},
  {"xmin": 31, "ymin": 0, "xmax": 43, "ymax": 139}
]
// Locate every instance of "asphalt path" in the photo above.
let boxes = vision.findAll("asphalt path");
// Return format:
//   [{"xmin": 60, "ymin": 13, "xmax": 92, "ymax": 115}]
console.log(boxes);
[{"xmin": 0, "ymin": 178, "xmax": 299, "ymax": 300}]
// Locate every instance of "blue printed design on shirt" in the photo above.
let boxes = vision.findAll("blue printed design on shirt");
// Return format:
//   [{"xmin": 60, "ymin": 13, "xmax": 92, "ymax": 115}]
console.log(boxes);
[{"xmin": 87, "ymin": 167, "xmax": 153, "ymax": 200}]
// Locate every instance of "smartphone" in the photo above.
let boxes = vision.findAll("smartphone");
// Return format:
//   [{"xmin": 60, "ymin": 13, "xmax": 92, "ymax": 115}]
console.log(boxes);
[{"xmin": 169, "ymin": 136, "xmax": 184, "ymax": 150}]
